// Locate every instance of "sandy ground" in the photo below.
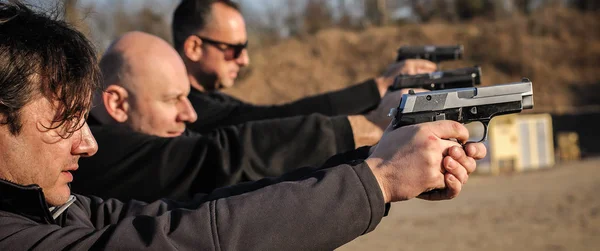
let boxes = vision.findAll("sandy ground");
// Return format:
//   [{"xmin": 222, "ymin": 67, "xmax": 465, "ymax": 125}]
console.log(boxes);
[{"xmin": 337, "ymin": 158, "xmax": 600, "ymax": 251}]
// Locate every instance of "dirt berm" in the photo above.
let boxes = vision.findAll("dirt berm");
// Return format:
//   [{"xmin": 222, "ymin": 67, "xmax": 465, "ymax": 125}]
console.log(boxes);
[{"xmin": 225, "ymin": 7, "xmax": 600, "ymax": 115}]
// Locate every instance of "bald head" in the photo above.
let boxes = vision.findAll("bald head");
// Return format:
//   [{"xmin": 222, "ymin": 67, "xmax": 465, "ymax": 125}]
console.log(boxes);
[
  {"xmin": 94, "ymin": 32, "xmax": 197, "ymax": 137},
  {"xmin": 100, "ymin": 32, "xmax": 185, "ymax": 91}
]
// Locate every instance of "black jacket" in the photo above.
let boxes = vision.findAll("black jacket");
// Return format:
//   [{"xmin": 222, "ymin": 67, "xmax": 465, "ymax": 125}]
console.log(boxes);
[
  {"xmin": 0, "ymin": 158, "xmax": 386, "ymax": 250},
  {"xmin": 73, "ymin": 114, "xmax": 357, "ymax": 202},
  {"xmin": 188, "ymin": 79, "xmax": 381, "ymax": 132}
]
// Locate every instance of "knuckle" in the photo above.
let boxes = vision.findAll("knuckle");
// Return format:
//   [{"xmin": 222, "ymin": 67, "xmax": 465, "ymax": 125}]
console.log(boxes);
[
  {"xmin": 451, "ymin": 121, "xmax": 465, "ymax": 135},
  {"xmin": 467, "ymin": 158, "xmax": 477, "ymax": 173},
  {"xmin": 423, "ymin": 154, "xmax": 436, "ymax": 167}
]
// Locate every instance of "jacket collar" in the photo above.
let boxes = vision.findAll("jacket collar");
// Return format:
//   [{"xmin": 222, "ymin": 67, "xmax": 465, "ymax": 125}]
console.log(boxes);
[{"xmin": 0, "ymin": 179, "xmax": 56, "ymax": 224}]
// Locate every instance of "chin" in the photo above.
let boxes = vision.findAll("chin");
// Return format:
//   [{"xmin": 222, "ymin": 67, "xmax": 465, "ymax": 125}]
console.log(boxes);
[
  {"xmin": 46, "ymin": 185, "xmax": 72, "ymax": 206},
  {"xmin": 217, "ymin": 79, "xmax": 235, "ymax": 89}
]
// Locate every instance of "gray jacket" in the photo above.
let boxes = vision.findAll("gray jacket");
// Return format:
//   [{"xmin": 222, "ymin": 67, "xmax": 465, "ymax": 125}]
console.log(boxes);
[{"xmin": 0, "ymin": 160, "xmax": 385, "ymax": 250}]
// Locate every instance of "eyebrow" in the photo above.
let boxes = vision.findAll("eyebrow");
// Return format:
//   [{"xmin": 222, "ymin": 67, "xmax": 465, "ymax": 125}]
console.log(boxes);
[{"xmin": 162, "ymin": 92, "xmax": 183, "ymax": 99}]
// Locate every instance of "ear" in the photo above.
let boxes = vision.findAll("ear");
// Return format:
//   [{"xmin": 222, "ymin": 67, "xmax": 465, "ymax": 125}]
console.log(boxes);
[
  {"xmin": 102, "ymin": 85, "xmax": 130, "ymax": 123},
  {"xmin": 183, "ymin": 35, "xmax": 203, "ymax": 62}
]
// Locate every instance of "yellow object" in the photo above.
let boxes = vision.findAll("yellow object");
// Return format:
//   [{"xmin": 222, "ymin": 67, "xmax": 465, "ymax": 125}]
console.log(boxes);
[
  {"xmin": 476, "ymin": 113, "xmax": 555, "ymax": 175},
  {"xmin": 556, "ymin": 132, "xmax": 581, "ymax": 161}
]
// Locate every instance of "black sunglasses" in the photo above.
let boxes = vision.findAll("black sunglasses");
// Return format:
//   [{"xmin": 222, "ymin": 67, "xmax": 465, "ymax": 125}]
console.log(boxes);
[{"xmin": 194, "ymin": 35, "xmax": 248, "ymax": 60}]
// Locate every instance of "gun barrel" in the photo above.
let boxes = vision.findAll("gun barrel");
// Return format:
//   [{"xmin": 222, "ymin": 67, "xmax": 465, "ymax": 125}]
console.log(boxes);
[
  {"xmin": 391, "ymin": 66, "xmax": 482, "ymax": 90},
  {"xmin": 396, "ymin": 45, "xmax": 464, "ymax": 62}
]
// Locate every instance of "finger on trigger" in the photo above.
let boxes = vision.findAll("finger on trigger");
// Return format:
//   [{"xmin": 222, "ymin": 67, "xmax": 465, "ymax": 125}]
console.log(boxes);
[{"xmin": 429, "ymin": 120, "xmax": 469, "ymax": 143}]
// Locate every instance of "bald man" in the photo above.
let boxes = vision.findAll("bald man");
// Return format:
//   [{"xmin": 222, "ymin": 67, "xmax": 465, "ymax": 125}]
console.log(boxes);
[
  {"xmin": 90, "ymin": 32, "xmax": 197, "ymax": 137},
  {"xmin": 172, "ymin": 0, "xmax": 438, "ymax": 133},
  {"xmin": 75, "ymin": 32, "xmax": 414, "ymax": 202}
]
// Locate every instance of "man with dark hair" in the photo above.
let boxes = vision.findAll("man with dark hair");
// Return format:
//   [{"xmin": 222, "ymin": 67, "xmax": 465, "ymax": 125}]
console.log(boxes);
[
  {"xmin": 0, "ymin": 0, "xmax": 100, "ymax": 207},
  {"xmin": 172, "ymin": 0, "xmax": 438, "ymax": 132},
  {"xmin": 0, "ymin": 2, "xmax": 486, "ymax": 250}
]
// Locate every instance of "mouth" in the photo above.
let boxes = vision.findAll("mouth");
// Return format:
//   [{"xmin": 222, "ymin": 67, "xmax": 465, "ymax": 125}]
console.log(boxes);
[
  {"xmin": 61, "ymin": 170, "xmax": 74, "ymax": 182},
  {"xmin": 166, "ymin": 130, "xmax": 185, "ymax": 137},
  {"xmin": 61, "ymin": 161, "xmax": 79, "ymax": 182},
  {"xmin": 64, "ymin": 163, "xmax": 79, "ymax": 172}
]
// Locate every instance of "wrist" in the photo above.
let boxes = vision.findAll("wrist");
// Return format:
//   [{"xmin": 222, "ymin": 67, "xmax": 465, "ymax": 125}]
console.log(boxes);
[
  {"xmin": 374, "ymin": 76, "xmax": 389, "ymax": 97},
  {"xmin": 348, "ymin": 115, "xmax": 383, "ymax": 147},
  {"xmin": 365, "ymin": 157, "xmax": 390, "ymax": 203}
]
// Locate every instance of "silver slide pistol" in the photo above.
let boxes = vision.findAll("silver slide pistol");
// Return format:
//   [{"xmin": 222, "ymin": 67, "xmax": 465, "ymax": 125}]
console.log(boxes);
[{"xmin": 389, "ymin": 79, "xmax": 534, "ymax": 142}]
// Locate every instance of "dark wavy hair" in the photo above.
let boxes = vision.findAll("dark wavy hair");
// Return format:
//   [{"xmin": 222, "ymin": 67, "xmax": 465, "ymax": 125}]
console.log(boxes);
[
  {"xmin": 172, "ymin": 0, "xmax": 240, "ymax": 52},
  {"xmin": 0, "ymin": 1, "xmax": 100, "ymax": 136}
]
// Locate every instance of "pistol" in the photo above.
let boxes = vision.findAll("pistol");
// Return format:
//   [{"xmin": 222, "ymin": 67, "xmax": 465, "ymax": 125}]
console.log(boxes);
[
  {"xmin": 396, "ymin": 45, "xmax": 463, "ymax": 63},
  {"xmin": 388, "ymin": 79, "xmax": 534, "ymax": 142},
  {"xmin": 389, "ymin": 66, "xmax": 482, "ymax": 91}
]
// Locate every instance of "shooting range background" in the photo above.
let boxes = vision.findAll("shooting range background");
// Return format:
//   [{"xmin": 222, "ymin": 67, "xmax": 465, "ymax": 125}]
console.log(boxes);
[
  {"xmin": 62, "ymin": 1, "xmax": 599, "ymax": 250},
  {"xmin": 225, "ymin": 7, "xmax": 600, "ymax": 156}
]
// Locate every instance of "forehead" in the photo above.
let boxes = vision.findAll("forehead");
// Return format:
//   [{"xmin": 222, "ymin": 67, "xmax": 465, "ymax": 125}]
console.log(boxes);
[
  {"xmin": 128, "ymin": 53, "xmax": 189, "ymax": 97},
  {"xmin": 19, "ymin": 94, "xmax": 59, "ymax": 124},
  {"xmin": 201, "ymin": 3, "xmax": 246, "ymax": 41}
]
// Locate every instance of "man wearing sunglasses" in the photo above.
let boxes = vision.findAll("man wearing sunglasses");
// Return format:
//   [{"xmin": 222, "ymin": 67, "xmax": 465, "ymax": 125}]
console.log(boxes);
[{"xmin": 172, "ymin": 0, "xmax": 438, "ymax": 133}]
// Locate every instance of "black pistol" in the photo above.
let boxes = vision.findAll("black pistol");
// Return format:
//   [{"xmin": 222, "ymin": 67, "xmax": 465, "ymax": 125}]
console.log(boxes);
[
  {"xmin": 396, "ymin": 45, "xmax": 464, "ymax": 63},
  {"xmin": 389, "ymin": 66, "xmax": 482, "ymax": 91}
]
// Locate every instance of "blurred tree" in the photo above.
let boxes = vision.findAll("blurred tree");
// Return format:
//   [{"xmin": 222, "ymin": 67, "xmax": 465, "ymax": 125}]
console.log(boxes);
[
  {"xmin": 338, "ymin": 0, "xmax": 355, "ymax": 29},
  {"xmin": 243, "ymin": 1, "xmax": 284, "ymax": 47},
  {"xmin": 513, "ymin": 0, "xmax": 533, "ymax": 14},
  {"xmin": 283, "ymin": 0, "xmax": 303, "ymax": 37},
  {"xmin": 136, "ymin": 6, "xmax": 171, "ymax": 43},
  {"xmin": 303, "ymin": 0, "xmax": 334, "ymax": 34},
  {"xmin": 454, "ymin": 0, "xmax": 493, "ymax": 20},
  {"xmin": 364, "ymin": 0, "xmax": 387, "ymax": 26},
  {"xmin": 63, "ymin": 0, "xmax": 91, "ymax": 36}
]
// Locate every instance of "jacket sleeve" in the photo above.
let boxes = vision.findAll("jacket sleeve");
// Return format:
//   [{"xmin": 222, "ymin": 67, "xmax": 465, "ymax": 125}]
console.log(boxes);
[
  {"xmin": 202, "ymin": 114, "xmax": 356, "ymax": 180},
  {"xmin": 189, "ymin": 79, "xmax": 381, "ymax": 132},
  {"xmin": 74, "ymin": 114, "xmax": 356, "ymax": 202},
  {"xmin": 1, "ymin": 162, "xmax": 386, "ymax": 251}
]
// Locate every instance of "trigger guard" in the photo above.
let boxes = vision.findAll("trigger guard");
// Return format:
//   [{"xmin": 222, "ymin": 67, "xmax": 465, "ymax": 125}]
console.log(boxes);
[{"xmin": 465, "ymin": 121, "xmax": 489, "ymax": 144}]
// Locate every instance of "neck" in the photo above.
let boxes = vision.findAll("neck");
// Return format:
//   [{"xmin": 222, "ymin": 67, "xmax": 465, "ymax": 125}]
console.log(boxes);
[{"xmin": 188, "ymin": 73, "xmax": 206, "ymax": 93}]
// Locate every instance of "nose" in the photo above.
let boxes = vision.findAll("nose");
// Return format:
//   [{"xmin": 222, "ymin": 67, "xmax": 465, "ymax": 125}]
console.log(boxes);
[
  {"xmin": 235, "ymin": 49, "xmax": 250, "ymax": 67},
  {"xmin": 72, "ymin": 122, "xmax": 98, "ymax": 157},
  {"xmin": 177, "ymin": 97, "xmax": 198, "ymax": 123}
]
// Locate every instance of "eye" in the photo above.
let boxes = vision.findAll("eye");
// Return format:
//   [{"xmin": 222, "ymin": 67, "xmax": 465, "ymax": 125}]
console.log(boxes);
[{"xmin": 164, "ymin": 97, "xmax": 179, "ymax": 104}]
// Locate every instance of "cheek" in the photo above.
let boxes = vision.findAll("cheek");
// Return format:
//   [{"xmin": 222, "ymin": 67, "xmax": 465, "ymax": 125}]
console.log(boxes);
[
  {"xmin": 148, "ymin": 106, "xmax": 180, "ymax": 127},
  {"xmin": 203, "ymin": 52, "xmax": 226, "ymax": 73},
  {"xmin": 131, "ymin": 103, "xmax": 162, "ymax": 127},
  {"xmin": 35, "ymin": 145, "xmax": 68, "ymax": 189}
]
